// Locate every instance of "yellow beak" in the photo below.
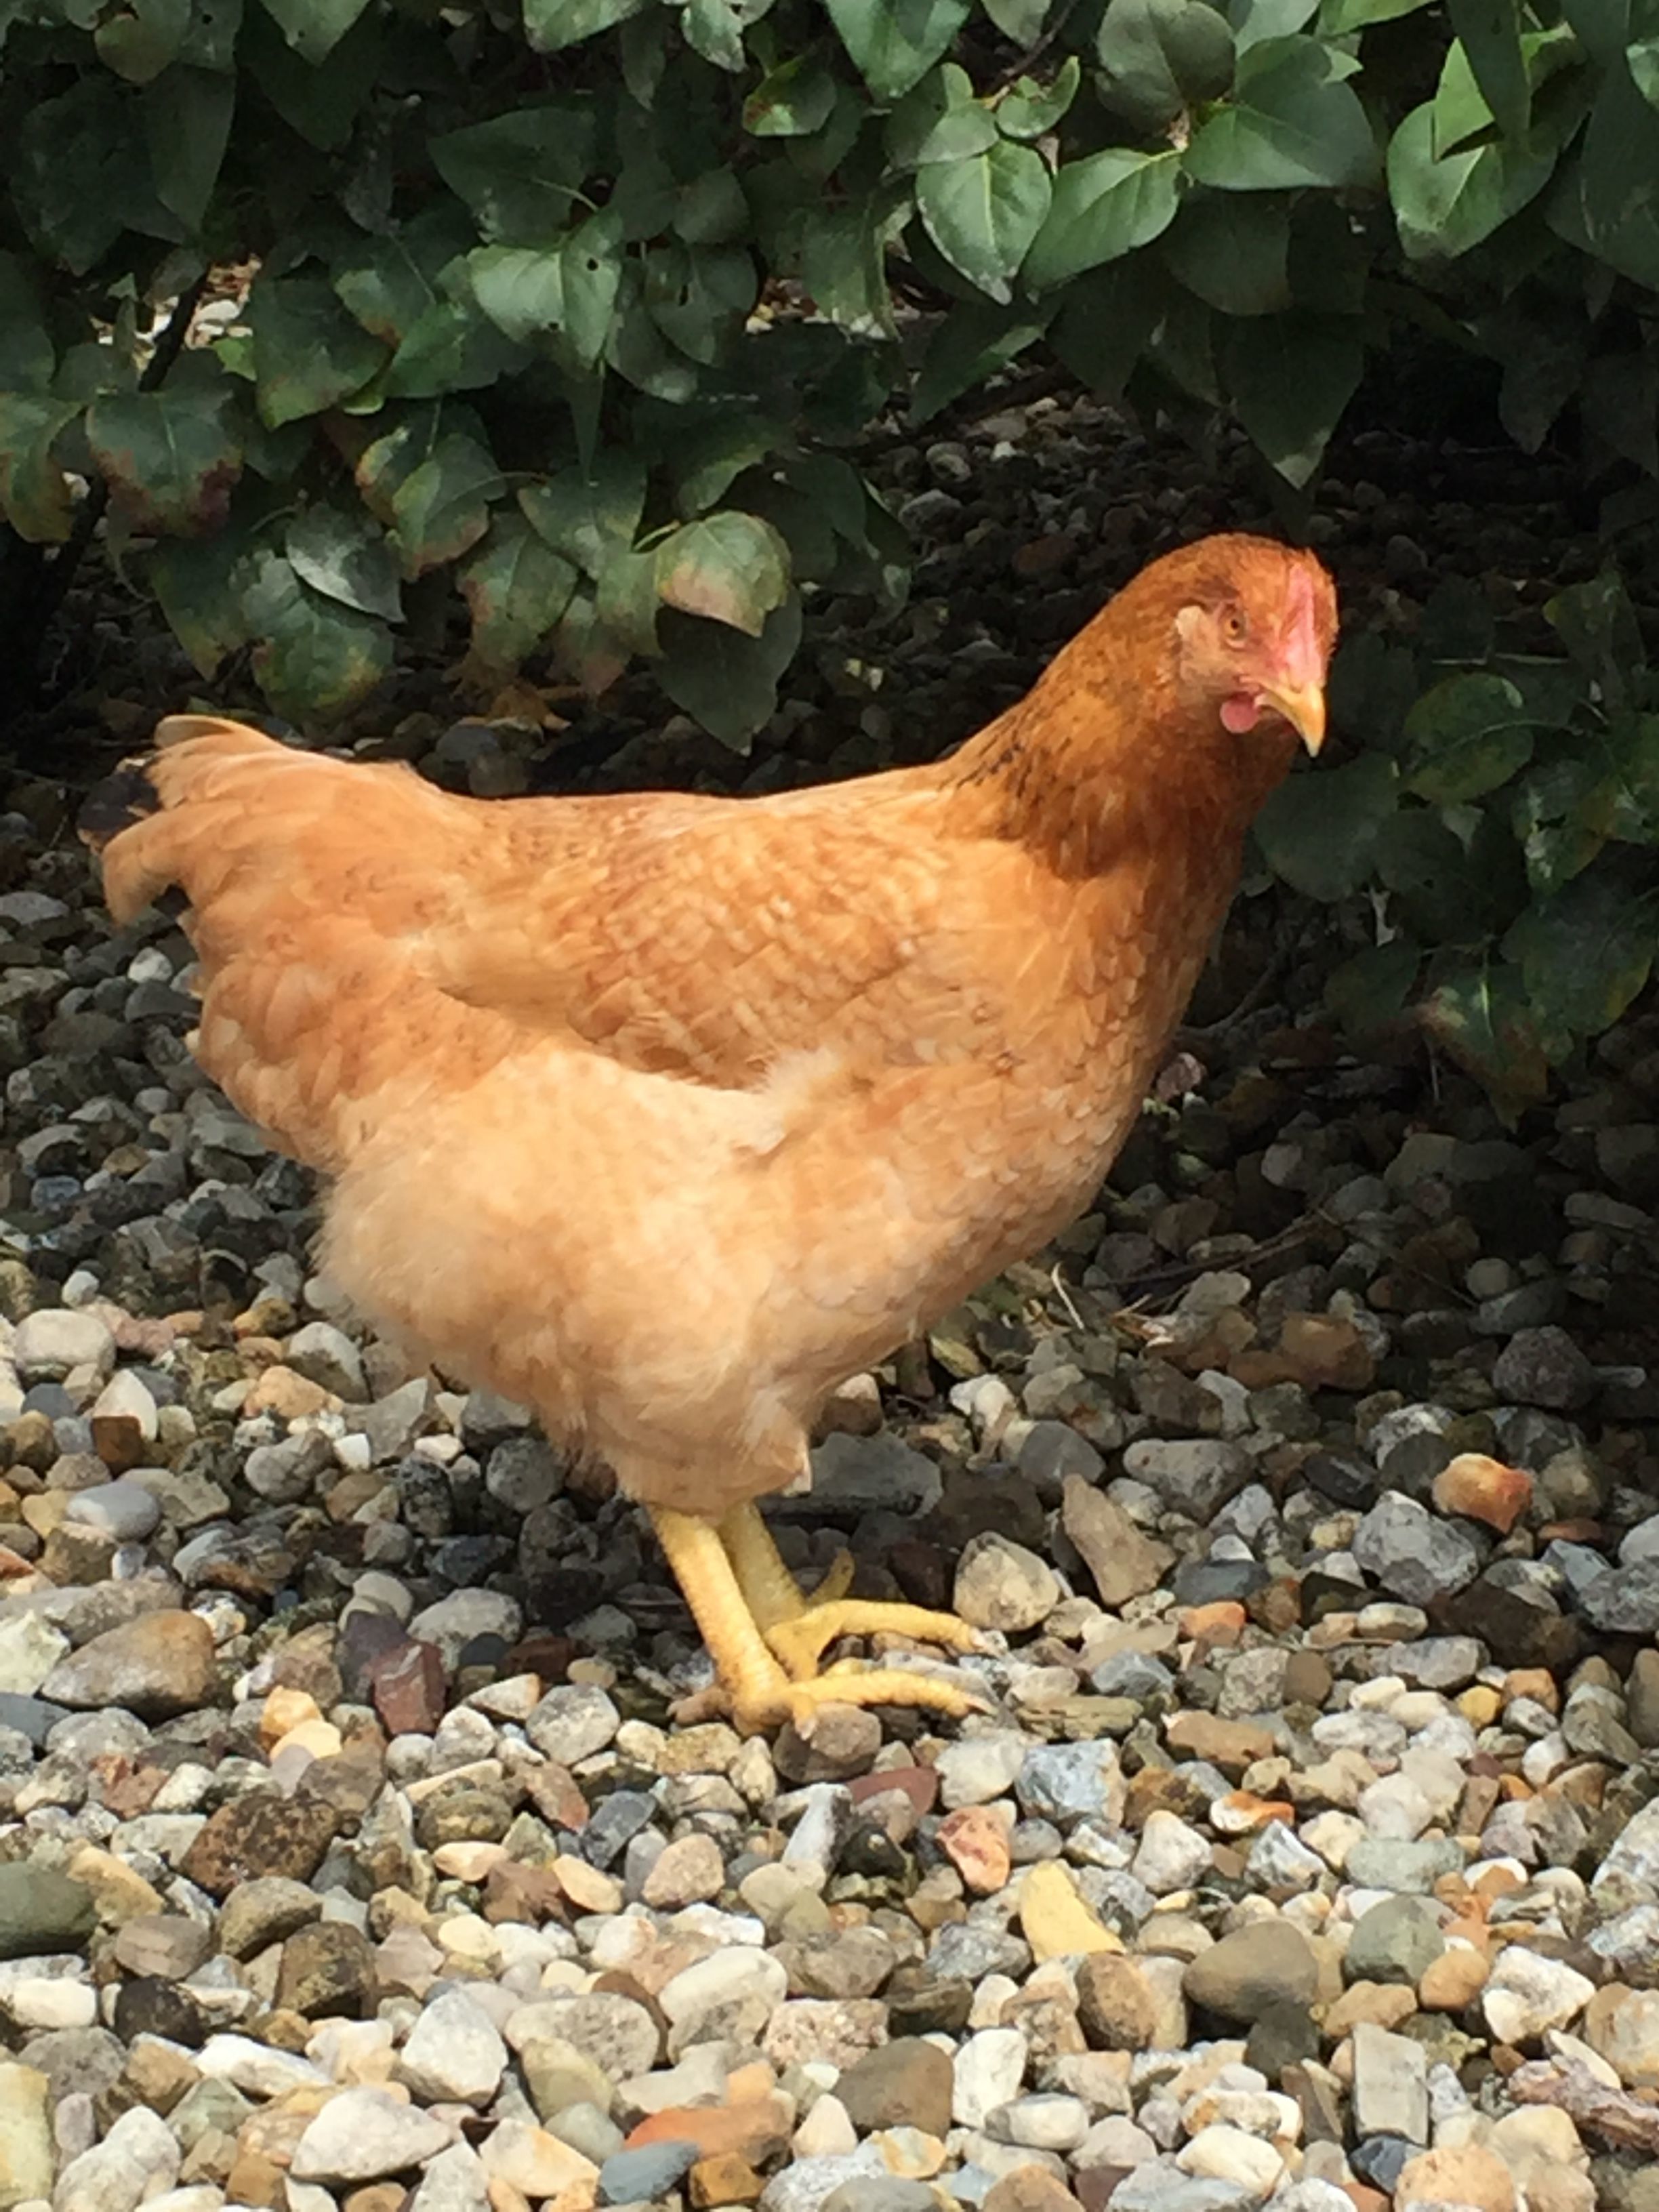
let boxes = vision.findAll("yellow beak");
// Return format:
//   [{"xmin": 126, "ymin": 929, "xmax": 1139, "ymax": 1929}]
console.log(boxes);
[{"xmin": 1261, "ymin": 680, "xmax": 1326, "ymax": 756}]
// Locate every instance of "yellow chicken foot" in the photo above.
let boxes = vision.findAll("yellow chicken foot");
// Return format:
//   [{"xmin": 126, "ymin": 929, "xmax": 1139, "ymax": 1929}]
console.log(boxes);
[
  {"xmin": 718, "ymin": 1500, "xmax": 982, "ymax": 1685},
  {"xmin": 653, "ymin": 1505, "xmax": 986, "ymax": 1735}
]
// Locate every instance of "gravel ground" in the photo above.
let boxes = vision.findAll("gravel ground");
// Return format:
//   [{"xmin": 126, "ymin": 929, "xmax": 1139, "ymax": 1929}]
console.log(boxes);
[{"xmin": 4, "ymin": 393, "xmax": 1659, "ymax": 2212}]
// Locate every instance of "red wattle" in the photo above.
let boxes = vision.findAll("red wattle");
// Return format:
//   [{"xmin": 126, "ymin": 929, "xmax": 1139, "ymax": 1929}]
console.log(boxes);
[{"xmin": 1221, "ymin": 695, "xmax": 1261, "ymax": 733}]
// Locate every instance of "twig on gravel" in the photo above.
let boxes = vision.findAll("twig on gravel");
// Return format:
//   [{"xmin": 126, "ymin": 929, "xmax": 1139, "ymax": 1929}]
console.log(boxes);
[{"xmin": 1507, "ymin": 2058, "xmax": 1659, "ymax": 2152}]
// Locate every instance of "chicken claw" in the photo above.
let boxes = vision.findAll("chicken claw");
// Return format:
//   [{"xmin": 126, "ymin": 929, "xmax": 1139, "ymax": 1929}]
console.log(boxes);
[
  {"xmin": 652, "ymin": 1504, "xmax": 987, "ymax": 1736},
  {"xmin": 762, "ymin": 1598, "xmax": 979, "ymax": 1683}
]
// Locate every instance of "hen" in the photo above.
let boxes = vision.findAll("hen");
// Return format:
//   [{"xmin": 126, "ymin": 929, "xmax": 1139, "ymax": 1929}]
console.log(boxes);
[{"xmin": 86, "ymin": 531, "xmax": 1334, "ymax": 1732}]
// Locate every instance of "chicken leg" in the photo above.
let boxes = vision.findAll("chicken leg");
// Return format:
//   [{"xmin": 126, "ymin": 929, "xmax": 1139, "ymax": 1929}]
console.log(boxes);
[{"xmin": 652, "ymin": 1503, "xmax": 985, "ymax": 1735}]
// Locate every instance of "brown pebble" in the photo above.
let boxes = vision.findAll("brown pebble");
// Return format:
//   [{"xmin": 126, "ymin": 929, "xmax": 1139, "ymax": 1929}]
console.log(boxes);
[
  {"xmin": 1283, "ymin": 1650, "xmax": 1334, "ymax": 1707},
  {"xmin": 689, "ymin": 2154, "xmax": 764, "ymax": 2208},
  {"xmin": 983, "ymin": 2169, "xmax": 1085, "ymax": 2212}
]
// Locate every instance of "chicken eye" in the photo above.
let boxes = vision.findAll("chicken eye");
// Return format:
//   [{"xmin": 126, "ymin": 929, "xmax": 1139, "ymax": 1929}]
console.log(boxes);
[{"xmin": 1221, "ymin": 608, "xmax": 1248, "ymax": 644}]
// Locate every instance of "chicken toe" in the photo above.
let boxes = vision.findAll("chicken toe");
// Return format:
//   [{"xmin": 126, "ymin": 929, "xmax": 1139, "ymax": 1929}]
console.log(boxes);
[{"xmin": 653, "ymin": 1504, "xmax": 986, "ymax": 1736}]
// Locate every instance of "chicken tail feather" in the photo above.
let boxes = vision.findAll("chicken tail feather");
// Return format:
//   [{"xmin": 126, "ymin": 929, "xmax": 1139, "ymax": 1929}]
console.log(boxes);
[{"xmin": 81, "ymin": 714, "xmax": 491, "ymax": 1170}]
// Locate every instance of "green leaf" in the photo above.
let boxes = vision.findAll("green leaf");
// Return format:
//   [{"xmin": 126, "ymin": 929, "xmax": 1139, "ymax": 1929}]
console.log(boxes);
[
  {"xmin": 467, "ymin": 210, "xmax": 623, "ymax": 369},
  {"xmin": 915, "ymin": 103, "xmax": 1000, "ymax": 163},
  {"xmin": 390, "ymin": 431, "xmax": 504, "ymax": 578},
  {"xmin": 996, "ymin": 56, "xmax": 1080, "ymax": 138},
  {"xmin": 1545, "ymin": 569, "xmax": 1642, "ymax": 708},
  {"xmin": 519, "ymin": 453, "xmax": 647, "ymax": 579},
  {"xmin": 594, "ymin": 546, "xmax": 664, "ymax": 659},
  {"xmin": 656, "ymin": 510, "xmax": 790, "ymax": 635},
  {"xmin": 1387, "ymin": 101, "xmax": 1554, "ymax": 259},
  {"xmin": 1226, "ymin": 0, "xmax": 1320, "ymax": 51},
  {"xmin": 668, "ymin": 411, "xmax": 783, "ymax": 516},
  {"xmin": 682, "ymin": 0, "xmax": 774, "ymax": 71},
  {"xmin": 96, "ymin": 0, "xmax": 189, "ymax": 82},
  {"xmin": 745, "ymin": 52, "xmax": 840, "ymax": 134},
  {"xmin": 466, "ymin": 247, "xmax": 565, "ymax": 347},
  {"xmin": 1376, "ymin": 806, "xmax": 1497, "ymax": 944},
  {"xmin": 144, "ymin": 64, "xmax": 234, "ymax": 231},
  {"xmin": 1325, "ymin": 937, "xmax": 1422, "ymax": 1036},
  {"xmin": 657, "ymin": 594, "xmax": 804, "ymax": 748},
  {"xmin": 1049, "ymin": 255, "xmax": 1160, "ymax": 396},
  {"xmin": 1097, "ymin": 0, "xmax": 1237, "ymax": 130},
  {"xmin": 334, "ymin": 208, "xmax": 477, "ymax": 346},
  {"xmin": 917, "ymin": 139, "xmax": 1052, "ymax": 302},
  {"xmin": 1582, "ymin": 348, "xmax": 1659, "ymax": 476},
  {"xmin": 150, "ymin": 525, "xmax": 252, "ymax": 675},
  {"xmin": 432, "ymin": 106, "xmax": 598, "ymax": 245},
  {"xmin": 1163, "ymin": 191, "xmax": 1292, "ymax": 312},
  {"xmin": 1547, "ymin": 58, "xmax": 1659, "ymax": 289},
  {"xmin": 255, "ymin": 0, "xmax": 367, "ymax": 61},
  {"xmin": 1023, "ymin": 148, "xmax": 1182, "ymax": 289},
  {"xmin": 245, "ymin": 548, "xmax": 394, "ymax": 721},
  {"xmin": 1401, "ymin": 672, "xmax": 1535, "ymax": 804},
  {"xmin": 677, "ymin": 169, "xmax": 750, "ymax": 246},
  {"xmin": 1254, "ymin": 751, "xmax": 1398, "ymax": 901},
  {"xmin": 1185, "ymin": 34, "xmax": 1378, "ymax": 191},
  {"xmin": 14, "ymin": 75, "xmax": 163, "ymax": 275},
  {"xmin": 286, "ymin": 504, "xmax": 402, "ymax": 621},
  {"xmin": 0, "ymin": 394, "xmax": 79, "ymax": 541},
  {"xmin": 825, "ymin": 0, "xmax": 972, "ymax": 102},
  {"xmin": 1596, "ymin": 711, "xmax": 1659, "ymax": 843},
  {"xmin": 1557, "ymin": 0, "xmax": 1631, "ymax": 66},
  {"xmin": 85, "ymin": 382, "xmax": 243, "ymax": 535},
  {"xmin": 1319, "ymin": 0, "xmax": 1431, "ymax": 24},
  {"xmin": 802, "ymin": 191, "xmax": 907, "ymax": 337},
  {"xmin": 522, "ymin": 0, "xmax": 650, "ymax": 49},
  {"xmin": 1220, "ymin": 308, "xmax": 1360, "ymax": 484},
  {"xmin": 459, "ymin": 512, "xmax": 579, "ymax": 673},
  {"xmin": 912, "ymin": 298, "xmax": 1050, "ymax": 422},
  {"xmin": 248, "ymin": 272, "xmax": 386, "ymax": 427},
  {"xmin": 1446, "ymin": 0, "xmax": 1529, "ymax": 140},
  {"xmin": 983, "ymin": 0, "xmax": 1049, "ymax": 35},
  {"xmin": 240, "ymin": 0, "xmax": 378, "ymax": 149},
  {"xmin": 1421, "ymin": 958, "xmax": 1552, "ymax": 1118},
  {"xmin": 645, "ymin": 244, "xmax": 757, "ymax": 363},
  {"xmin": 384, "ymin": 295, "xmax": 523, "ymax": 402},
  {"xmin": 0, "ymin": 254, "xmax": 56, "ymax": 392},
  {"xmin": 1504, "ymin": 865, "xmax": 1656, "ymax": 1041},
  {"xmin": 885, "ymin": 62, "xmax": 976, "ymax": 167},
  {"xmin": 180, "ymin": 0, "xmax": 243, "ymax": 70},
  {"xmin": 1511, "ymin": 752, "xmax": 1604, "ymax": 893}
]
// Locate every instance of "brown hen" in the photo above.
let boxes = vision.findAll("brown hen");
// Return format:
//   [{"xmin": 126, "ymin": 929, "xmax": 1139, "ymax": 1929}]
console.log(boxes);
[{"xmin": 87, "ymin": 531, "xmax": 1335, "ymax": 1730}]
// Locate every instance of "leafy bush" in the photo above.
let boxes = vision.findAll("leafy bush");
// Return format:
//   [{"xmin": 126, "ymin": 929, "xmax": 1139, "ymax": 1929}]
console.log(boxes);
[
  {"xmin": 2, "ymin": 0, "xmax": 1657, "ymax": 747},
  {"xmin": 3, "ymin": 0, "xmax": 1658, "ymax": 1101},
  {"xmin": 1256, "ymin": 567, "xmax": 1659, "ymax": 1113}
]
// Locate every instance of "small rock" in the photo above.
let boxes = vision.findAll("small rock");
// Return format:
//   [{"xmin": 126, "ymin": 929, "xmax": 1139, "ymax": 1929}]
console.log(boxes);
[
  {"xmin": 1395, "ymin": 2144, "xmax": 1515, "ymax": 2212},
  {"xmin": 1351, "ymin": 2020, "xmax": 1429, "ymax": 2143},
  {"xmin": 1353, "ymin": 1492, "xmax": 1479, "ymax": 1604},
  {"xmin": 642, "ymin": 1833, "xmax": 726, "ymax": 1910},
  {"xmin": 0, "ymin": 1863, "xmax": 95, "ymax": 1960},
  {"xmin": 526, "ymin": 1683, "xmax": 620, "ymax": 1765},
  {"xmin": 0, "ymin": 2061, "xmax": 52, "ymax": 2211},
  {"xmin": 39, "ymin": 1611, "xmax": 216, "ymax": 1719},
  {"xmin": 1183, "ymin": 1922, "xmax": 1318, "ymax": 2022},
  {"xmin": 1432, "ymin": 1453, "xmax": 1533, "ymax": 1534},
  {"xmin": 180, "ymin": 1793, "xmax": 337, "ymax": 1897},
  {"xmin": 937, "ymin": 1806, "xmax": 1012, "ymax": 1895},
  {"xmin": 1482, "ymin": 1947, "xmax": 1595, "ymax": 2042},
  {"xmin": 837, "ymin": 2039, "xmax": 954, "ymax": 2138},
  {"xmin": 952, "ymin": 2028, "xmax": 1028, "ymax": 2128},
  {"xmin": 954, "ymin": 1532, "xmax": 1059, "ymax": 1633},
  {"xmin": 291, "ymin": 2087, "xmax": 455, "ymax": 2182},
  {"xmin": 1493, "ymin": 1327, "xmax": 1597, "ymax": 1410}
]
